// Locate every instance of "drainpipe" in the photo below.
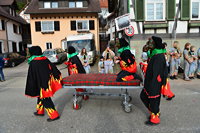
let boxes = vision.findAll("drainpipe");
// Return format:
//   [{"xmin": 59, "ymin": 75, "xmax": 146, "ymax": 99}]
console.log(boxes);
[
  {"xmin": 5, "ymin": 19, "xmax": 10, "ymax": 53},
  {"xmin": 172, "ymin": 0, "xmax": 181, "ymax": 42}
]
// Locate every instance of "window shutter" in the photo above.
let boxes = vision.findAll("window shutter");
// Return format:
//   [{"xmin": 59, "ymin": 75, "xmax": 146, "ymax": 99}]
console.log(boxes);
[
  {"xmin": 54, "ymin": 21, "xmax": 60, "ymax": 31},
  {"xmin": 167, "ymin": 0, "xmax": 176, "ymax": 20},
  {"xmin": 71, "ymin": 21, "xmax": 76, "ymax": 30},
  {"xmin": 181, "ymin": 0, "xmax": 190, "ymax": 20},
  {"xmin": 38, "ymin": 1, "xmax": 43, "ymax": 8},
  {"xmin": 35, "ymin": 21, "xmax": 41, "ymax": 32},
  {"xmin": 89, "ymin": 20, "xmax": 95, "ymax": 30},
  {"xmin": 1, "ymin": 20, "xmax": 5, "ymax": 30},
  {"xmin": 135, "ymin": 0, "xmax": 144, "ymax": 21}
]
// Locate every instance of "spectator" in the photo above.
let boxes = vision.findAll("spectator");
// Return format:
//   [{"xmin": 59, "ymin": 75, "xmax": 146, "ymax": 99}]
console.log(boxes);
[
  {"xmin": 197, "ymin": 48, "xmax": 200, "ymax": 79},
  {"xmin": 188, "ymin": 46, "xmax": 198, "ymax": 79},
  {"xmin": 98, "ymin": 56, "xmax": 105, "ymax": 73},
  {"xmin": 140, "ymin": 44, "xmax": 148, "ymax": 77},
  {"xmin": 169, "ymin": 41, "xmax": 182, "ymax": 80},
  {"xmin": 183, "ymin": 43, "xmax": 191, "ymax": 81},
  {"xmin": 102, "ymin": 45, "xmax": 115, "ymax": 74},
  {"xmin": 79, "ymin": 48, "xmax": 91, "ymax": 74},
  {"xmin": 0, "ymin": 56, "xmax": 5, "ymax": 82}
]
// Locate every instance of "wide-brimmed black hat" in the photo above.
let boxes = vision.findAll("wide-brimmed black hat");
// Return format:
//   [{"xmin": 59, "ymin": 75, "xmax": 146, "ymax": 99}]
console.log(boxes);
[
  {"xmin": 119, "ymin": 38, "xmax": 129, "ymax": 49},
  {"xmin": 152, "ymin": 36, "xmax": 165, "ymax": 49},
  {"xmin": 68, "ymin": 46, "xmax": 76, "ymax": 54},
  {"xmin": 29, "ymin": 46, "xmax": 42, "ymax": 56}
]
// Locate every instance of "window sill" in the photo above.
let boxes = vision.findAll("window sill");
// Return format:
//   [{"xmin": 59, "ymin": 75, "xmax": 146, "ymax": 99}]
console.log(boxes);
[
  {"xmin": 41, "ymin": 31, "xmax": 54, "ymax": 34},
  {"xmin": 189, "ymin": 21, "xmax": 200, "ymax": 27},
  {"xmin": 77, "ymin": 30, "xmax": 90, "ymax": 32},
  {"xmin": 143, "ymin": 22, "xmax": 168, "ymax": 29}
]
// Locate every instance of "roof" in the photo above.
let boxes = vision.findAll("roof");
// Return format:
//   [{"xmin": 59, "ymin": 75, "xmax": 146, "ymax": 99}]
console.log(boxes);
[
  {"xmin": 100, "ymin": 0, "xmax": 108, "ymax": 8},
  {"xmin": 25, "ymin": 0, "xmax": 101, "ymax": 14},
  {"xmin": 0, "ymin": 0, "xmax": 14, "ymax": 6},
  {"xmin": 0, "ymin": 6, "xmax": 27, "ymax": 24}
]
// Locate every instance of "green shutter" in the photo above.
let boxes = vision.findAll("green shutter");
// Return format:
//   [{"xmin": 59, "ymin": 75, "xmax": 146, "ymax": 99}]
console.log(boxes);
[
  {"xmin": 135, "ymin": 0, "xmax": 144, "ymax": 21},
  {"xmin": 181, "ymin": 0, "xmax": 190, "ymax": 20},
  {"xmin": 166, "ymin": 0, "xmax": 176, "ymax": 20}
]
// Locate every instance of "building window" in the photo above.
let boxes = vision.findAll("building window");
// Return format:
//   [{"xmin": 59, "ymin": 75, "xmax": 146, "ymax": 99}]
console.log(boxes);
[
  {"xmin": 2, "ymin": 20, "xmax": 5, "ymax": 30},
  {"xmin": 76, "ymin": 2, "xmax": 83, "ymax": 7},
  {"xmin": 41, "ymin": 21, "xmax": 54, "ymax": 32},
  {"xmin": 70, "ymin": 20, "xmax": 95, "ymax": 31},
  {"xmin": 69, "ymin": 1, "xmax": 83, "ymax": 8},
  {"xmin": 52, "ymin": 2, "xmax": 58, "ymax": 8},
  {"xmin": 69, "ymin": 2, "xmax": 76, "ymax": 8},
  {"xmin": 191, "ymin": 0, "xmax": 200, "ymax": 20},
  {"xmin": 145, "ymin": 0, "xmax": 165, "ymax": 21},
  {"xmin": 77, "ymin": 20, "xmax": 89, "ymax": 31},
  {"xmin": 12, "ymin": 42, "xmax": 17, "ymax": 52},
  {"xmin": 43, "ymin": 1, "xmax": 58, "ymax": 8},
  {"xmin": 44, "ymin": 2, "xmax": 51, "ymax": 8},
  {"xmin": 46, "ymin": 42, "xmax": 52, "ymax": 49},
  {"xmin": 13, "ymin": 24, "xmax": 18, "ymax": 33}
]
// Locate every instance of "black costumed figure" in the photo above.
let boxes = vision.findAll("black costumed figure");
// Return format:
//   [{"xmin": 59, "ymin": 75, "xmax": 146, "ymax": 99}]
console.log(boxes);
[
  {"xmin": 140, "ymin": 36, "xmax": 169, "ymax": 125},
  {"xmin": 64, "ymin": 46, "xmax": 89, "ymax": 101},
  {"xmin": 25, "ymin": 46, "xmax": 62, "ymax": 122},
  {"xmin": 145, "ymin": 41, "xmax": 175, "ymax": 101},
  {"xmin": 116, "ymin": 38, "xmax": 141, "ymax": 82},
  {"xmin": 161, "ymin": 42, "xmax": 175, "ymax": 101}
]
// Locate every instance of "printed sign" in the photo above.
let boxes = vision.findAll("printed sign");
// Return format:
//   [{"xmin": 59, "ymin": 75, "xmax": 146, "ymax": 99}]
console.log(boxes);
[{"xmin": 115, "ymin": 14, "xmax": 131, "ymax": 31}]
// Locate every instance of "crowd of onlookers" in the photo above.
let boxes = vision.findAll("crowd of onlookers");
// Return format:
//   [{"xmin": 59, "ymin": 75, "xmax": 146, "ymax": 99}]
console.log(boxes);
[
  {"xmin": 168, "ymin": 42, "xmax": 200, "ymax": 81},
  {"xmin": 140, "ymin": 41, "xmax": 200, "ymax": 81},
  {"xmin": 78, "ymin": 41, "xmax": 200, "ymax": 82}
]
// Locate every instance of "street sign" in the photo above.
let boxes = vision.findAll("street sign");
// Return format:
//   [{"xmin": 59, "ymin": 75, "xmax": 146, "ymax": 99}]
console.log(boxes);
[
  {"xmin": 124, "ymin": 25, "xmax": 134, "ymax": 37},
  {"xmin": 115, "ymin": 14, "xmax": 131, "ymax": 31}
]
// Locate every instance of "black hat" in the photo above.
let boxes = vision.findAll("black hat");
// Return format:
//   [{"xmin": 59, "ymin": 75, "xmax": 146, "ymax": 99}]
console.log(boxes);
[
  {"xmin": 152, "ymin": 36, "xmax": 165, "ymax": 49},
  {"xmin": 119, "ymin": 38, "xmax": 129, "ymax": 49},
  {"xmin": 29, "ymin": 46, "xmax": 42, "ymax": 56},
  {"xmin": 68, "ymin": 46, "xmax": 76, "ymax": 54}
]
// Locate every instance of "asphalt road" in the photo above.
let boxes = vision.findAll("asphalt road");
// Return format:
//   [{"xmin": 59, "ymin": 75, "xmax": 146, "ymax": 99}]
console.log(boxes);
[{"xmin": 0, "ymin": 62, "xmax": 200, "ymax": 133}]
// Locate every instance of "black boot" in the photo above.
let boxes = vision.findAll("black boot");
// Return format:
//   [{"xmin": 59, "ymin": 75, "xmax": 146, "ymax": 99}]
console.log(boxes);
[
  {"xmin": 197, "ymin": 75, "xmax": 200, "ymax": 79},
  {"xmin": 170, "ymin": 76, "xmax": 174, "ymax": 80},
  {"xmin": 173, "ymin": 75, "xmax": 178, "ymax": 80}
]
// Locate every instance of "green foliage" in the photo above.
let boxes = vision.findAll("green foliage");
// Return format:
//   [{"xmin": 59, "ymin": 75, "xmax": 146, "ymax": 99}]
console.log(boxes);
[{"xmin": 16, "ymin": 2, "xmax": 26, "ymax": 12}]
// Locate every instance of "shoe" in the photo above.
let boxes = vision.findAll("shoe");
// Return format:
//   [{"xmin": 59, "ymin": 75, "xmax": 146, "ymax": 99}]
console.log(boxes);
[
  {"xmin": 197, "ymin": 75, "xmax": 200, "ymax": 79},
  {"xmin": 184, "ymin": 78, "xmax": 191, "ymax": 81},
  {"xmin": 166, "ymin": 95, "xmax": 175, "ymax": 101},
  {"xmin": 47, "ymin": 116, "xmax": 60, "ymax": 122},
  {"xmin": 189, "ymin": 77, "xmax": 194, "ymax": 80},
  {"xmin": 173, "ymin": 76, "xmax": 178, "ymax": 80},
  {"xmin": 33, "ymin": 112, "xmax": 44, "ymax": 116},
  {"xmin": 170, "ymin": 76, "xmax": 174, "ymax": 80}
]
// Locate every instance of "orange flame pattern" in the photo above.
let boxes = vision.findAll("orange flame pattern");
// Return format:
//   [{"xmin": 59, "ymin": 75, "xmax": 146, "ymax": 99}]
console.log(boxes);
[{"xmin": 40, "ymin": 75, "xmax": 62, "ymax": 99}]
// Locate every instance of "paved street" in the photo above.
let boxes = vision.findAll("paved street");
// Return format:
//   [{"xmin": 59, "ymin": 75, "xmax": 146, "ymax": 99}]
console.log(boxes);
[{"xmin": 0, "ymin": 62, "xmax": 200, "ymax": 133}]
